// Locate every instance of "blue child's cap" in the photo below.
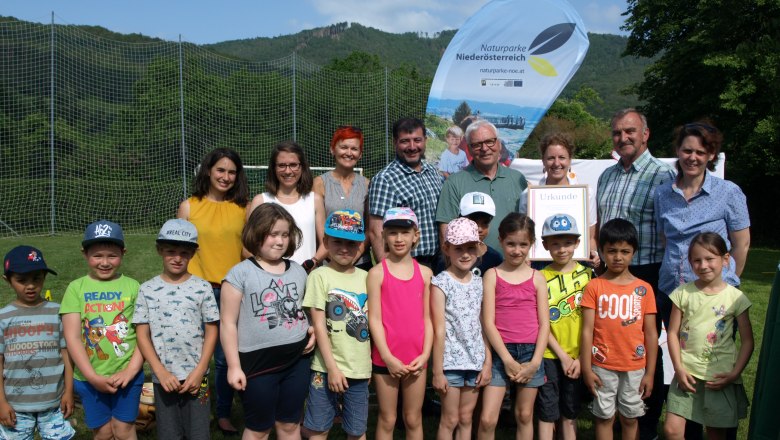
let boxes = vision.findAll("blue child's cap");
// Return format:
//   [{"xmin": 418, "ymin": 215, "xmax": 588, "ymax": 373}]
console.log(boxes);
[
  {"xmin": 541, "ymin": 213, "xmax": 580, "ymax": 238},
  {"xmin": 325, "ymin": 210, "xmax": 366, "ymax": 242},
  {"xmin": 3, "ymin": 245, "xmax": 57, "ymax": 276},
  {"xmin": 82, "ymin": 220, "xmax": 125, "ymax": 249}
]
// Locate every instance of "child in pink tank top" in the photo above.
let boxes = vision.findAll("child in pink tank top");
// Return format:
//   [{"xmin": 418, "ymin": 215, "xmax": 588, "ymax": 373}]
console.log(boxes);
[
  {"xmin": 367, "ymin": 208, "xmax": 433, "ymax": 440},
  {"xmin": 481, "ymin": 213, "xmax": 550, "ymax": 440}
]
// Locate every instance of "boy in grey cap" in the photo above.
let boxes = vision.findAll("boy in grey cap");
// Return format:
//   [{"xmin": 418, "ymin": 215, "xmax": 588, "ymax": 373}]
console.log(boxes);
[{"xmin": 133, "ymin": 219, "xmax": 219, "ymax": 440}]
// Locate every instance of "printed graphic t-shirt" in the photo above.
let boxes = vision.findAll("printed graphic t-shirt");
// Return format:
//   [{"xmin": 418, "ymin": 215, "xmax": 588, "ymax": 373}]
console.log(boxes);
[
  {"xmin": 0, "ymin": 302, "xmax": 66, "ymax": 412},
  {"xmin": 60, "ymin": 275, "xmax": 139, "ymax": 381},
  {"xmin": 302, "ymin": 266, "xmax": 370, "ymax": 379},
  {"xmin": 670, "ymin": 283, "xmax": 751, "ymax": 381},
  {"xmin": 581, "ymin": 277, "xmax": 656, "ymax": 372},
  {"xmin": 541, "ymin": 263, "xmax": 592, "ymax": 359},
  {"xmin": 133, "ymin": 275, "xmax": 220, "ymax": 382}
]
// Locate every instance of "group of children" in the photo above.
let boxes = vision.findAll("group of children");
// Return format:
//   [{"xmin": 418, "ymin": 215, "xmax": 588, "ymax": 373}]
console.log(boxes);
[{"xmin": 0, "ymin": 189, "xmax": 753, "ymax": 439}]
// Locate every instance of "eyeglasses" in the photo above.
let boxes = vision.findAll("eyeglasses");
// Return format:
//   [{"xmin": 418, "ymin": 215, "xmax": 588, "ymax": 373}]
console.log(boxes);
[
  {"xmin": 276, "ymin": 163, "xmax": 301, "ymax": 171},
  {"xmin": 469, "ymin": 137, "xmax": 498, "ymax": 150}
]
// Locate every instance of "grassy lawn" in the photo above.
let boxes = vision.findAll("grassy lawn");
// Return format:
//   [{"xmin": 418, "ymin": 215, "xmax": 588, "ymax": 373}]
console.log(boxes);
[{"xmin": 1, "ymin": 235, "xmax": 776, "ymax": 439}]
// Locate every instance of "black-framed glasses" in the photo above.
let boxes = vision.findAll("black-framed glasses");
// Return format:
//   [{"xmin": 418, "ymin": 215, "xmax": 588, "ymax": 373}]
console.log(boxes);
[
  {"xmin": 469, "ymin": 137, "xmax": 498, "ymax": 150},
  {"xmin": 276, "ymin": 163, "xmax": 301, "ymax": 171}
]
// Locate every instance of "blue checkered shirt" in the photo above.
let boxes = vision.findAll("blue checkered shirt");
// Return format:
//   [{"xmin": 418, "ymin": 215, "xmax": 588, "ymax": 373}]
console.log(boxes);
[
  {"xmin": 597, "ymin": 150, "xmax": 675, "ymax": 265},
  {"xmin": 368, "ymin": 159, "xmax": 443, "ymax": 257}
]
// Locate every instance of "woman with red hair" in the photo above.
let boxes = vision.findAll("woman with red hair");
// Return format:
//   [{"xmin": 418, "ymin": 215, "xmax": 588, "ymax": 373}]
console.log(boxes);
[{"xmin": 313, "ymin": 125, "xmax": 372, "ymax": 270}]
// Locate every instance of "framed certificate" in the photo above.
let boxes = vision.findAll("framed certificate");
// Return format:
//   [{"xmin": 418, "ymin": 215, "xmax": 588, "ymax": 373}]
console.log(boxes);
[{"xmin": 527, "ymin": 185, "xmax": 589, "ymax": 261}]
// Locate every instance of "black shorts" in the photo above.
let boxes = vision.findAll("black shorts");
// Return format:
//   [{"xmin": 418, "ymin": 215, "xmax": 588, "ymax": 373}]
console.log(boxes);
[{"xmin": 535, "ymin": 358, "xmax": 583, "ymax": 422}]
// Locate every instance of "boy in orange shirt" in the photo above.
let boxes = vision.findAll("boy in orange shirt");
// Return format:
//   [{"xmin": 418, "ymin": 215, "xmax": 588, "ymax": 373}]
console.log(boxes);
[{"xmin": 581, "ymin": 218, "xmax": 658, "ymax": 440}]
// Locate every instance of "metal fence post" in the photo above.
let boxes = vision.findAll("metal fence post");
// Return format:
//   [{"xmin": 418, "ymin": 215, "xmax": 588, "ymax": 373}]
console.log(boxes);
[
  {"xmin": 385, "ymin": 67, "xmax": 389, "ymax": 165},
  {"xmin": 292, "ymin": 52, "xmax": 297, "ymax": 141},
  {"xmin": 178, "ymin": 35, "xmax": 187, "ymax": 199},
  {"xmin": 49, "ymin": 12, "xmax": 55, "ymax": 235}
]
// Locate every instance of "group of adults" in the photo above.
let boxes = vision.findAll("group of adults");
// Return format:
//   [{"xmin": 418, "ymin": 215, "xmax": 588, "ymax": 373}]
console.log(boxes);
[{"xmin": 175, "ymin": 108, "xmax": 749, "ymax": 439}]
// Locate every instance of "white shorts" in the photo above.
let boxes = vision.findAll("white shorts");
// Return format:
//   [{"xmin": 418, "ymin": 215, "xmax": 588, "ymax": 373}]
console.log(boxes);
[{"xmin": 589, "ymin": 365, "xmax": 647, "ymax": 419}]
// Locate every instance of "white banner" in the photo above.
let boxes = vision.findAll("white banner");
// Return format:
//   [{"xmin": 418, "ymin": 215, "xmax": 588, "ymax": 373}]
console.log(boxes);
[{"xmin": 426, "ymin": 0, "xmax": 589, "ymax": 155}]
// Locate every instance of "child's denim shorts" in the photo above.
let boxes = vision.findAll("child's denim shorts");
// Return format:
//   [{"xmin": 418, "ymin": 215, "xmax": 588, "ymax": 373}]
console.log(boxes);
[
  {"xmin": 303, "ymin": 372, "xmax": 369, "ymax": 437},
  {"xmin": 490, "ymin": 343, "xmax": 546, "ymax": 388}
]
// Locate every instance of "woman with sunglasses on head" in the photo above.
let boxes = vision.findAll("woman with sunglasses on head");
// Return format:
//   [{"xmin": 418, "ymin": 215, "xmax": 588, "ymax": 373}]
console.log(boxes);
[
  {"xmin": 247, "ymin": 141, "xmax": 327, "ymax": 272},
  {"xmin": 313, "ymin": 126, "xmax": 372, "ymax": 271}
]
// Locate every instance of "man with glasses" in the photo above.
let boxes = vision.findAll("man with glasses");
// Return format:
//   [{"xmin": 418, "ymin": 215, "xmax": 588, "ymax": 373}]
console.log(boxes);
[
  {"xmin": 368, "ymin": 117, "xmax": 444, "ymax": 267},
  {"xmin": 436, "ymin": 120, "xmax": 528, "ymax": 253}
]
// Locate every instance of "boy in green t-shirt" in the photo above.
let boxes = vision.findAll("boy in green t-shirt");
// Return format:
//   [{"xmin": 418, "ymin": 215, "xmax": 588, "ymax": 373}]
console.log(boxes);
[
  {"xmin": 60, "ymin": 220, "xmax": 143, "ymax": 439},
  {"xmin": 301, "ymin": 210, "xmax": 370, "ymax": 440},
  {"xmin": 536, "ymin": 213, "xmax": 592, "ymax": 440}
]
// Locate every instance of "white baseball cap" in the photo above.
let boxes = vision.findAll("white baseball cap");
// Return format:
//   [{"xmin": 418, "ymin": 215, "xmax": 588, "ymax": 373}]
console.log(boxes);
[{"xmin": 459, "ymin": 192, "xmax": 496, "ymax": 217}]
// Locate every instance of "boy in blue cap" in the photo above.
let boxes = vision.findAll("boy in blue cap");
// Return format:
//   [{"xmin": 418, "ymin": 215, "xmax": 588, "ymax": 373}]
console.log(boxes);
[
  {"xmin": 60, "ymin": 220, "xmax": 143, "ymax": 439},
  {"xmin": 0, "ymin": 246, "xmax": 75, "ymax": 439},
  {"xmin": 302, "ymin": 210, "xmax": 371, "ymax": 440}
]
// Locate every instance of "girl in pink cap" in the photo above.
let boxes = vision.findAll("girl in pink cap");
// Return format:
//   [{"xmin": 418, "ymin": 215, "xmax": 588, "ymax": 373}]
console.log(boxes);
[
  {"xmin": 367, "ymin": 207, "xmax": 433, "ymax": 440},
  {"xmin": 431, "ymin": 217, "xmax": 491, "ymax": 440}
]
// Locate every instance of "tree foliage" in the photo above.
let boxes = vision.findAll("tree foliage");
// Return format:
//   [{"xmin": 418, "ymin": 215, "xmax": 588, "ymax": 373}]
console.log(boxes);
[
  {"xmin": 623, "ymin": 0, "xmax": 780, "ymax": 241},
  {"xmin": 452, "ymin": 101, "xmax": 472, "ymax": 127}
]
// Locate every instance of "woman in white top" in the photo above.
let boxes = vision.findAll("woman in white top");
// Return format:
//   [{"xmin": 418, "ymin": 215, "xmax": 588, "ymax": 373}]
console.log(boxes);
[
  {"xmin": 247, "ymin": 141, "xmax": 326, "ymax": 271},
  {"xmin": 538, "ymin": 133, "xmax": 600, "ymax": 266}
]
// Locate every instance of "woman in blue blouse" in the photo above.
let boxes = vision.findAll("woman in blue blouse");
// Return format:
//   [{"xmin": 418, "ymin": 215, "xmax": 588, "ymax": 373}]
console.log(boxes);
[{"xmin": 654, "ymin": 121, "xmax": 751, "ymax": 328}]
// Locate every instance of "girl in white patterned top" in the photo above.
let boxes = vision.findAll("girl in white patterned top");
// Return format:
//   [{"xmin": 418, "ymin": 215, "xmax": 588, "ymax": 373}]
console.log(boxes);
[{"xmin": 431, "ymin": 217, "xmax": 491, "ymax": 440}]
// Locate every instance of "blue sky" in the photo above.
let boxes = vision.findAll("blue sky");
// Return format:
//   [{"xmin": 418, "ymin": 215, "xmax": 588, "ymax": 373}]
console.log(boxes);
[{"xmin": 3, "ymin": 0, "xmax": 629, "ymax": 44}]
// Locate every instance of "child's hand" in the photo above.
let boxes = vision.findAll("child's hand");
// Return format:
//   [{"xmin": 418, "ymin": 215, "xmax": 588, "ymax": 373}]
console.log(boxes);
[
  {"xmin": 674, "ymin": 368, "xmax": 697, "ymax": 393},
  {"xmin": 302, "ymin": 326, "xmax": 316, "ymax": 355},
  {"xmin": 407, "ymin": 355, "xmax": 427, "ymax": 377},
  {"xmin": 89, "ymin": 375, "xmax": 119, "ymax": 394},
  {"xmin": 227, "ymin": 366, "xmax": 246, "ymax": 391},
  {"xmin": 327, "ymin": 368, "xmax": 349, "ymax": 394},
  {"xmin": 588, "ymin": 250, "xmax": 601, "ymax": 268},
  {"xmin": 180, "ymin": 369, "xmax": 205, "ymax": 395},
  {"xmin": 432, "ymin": 372, "xmax": 449, "ymax": 395},
  {"xmin": 60, "ymin": 390, "xmax": 75, "ymax": 419},
  {"xmin": 515, "ymin": 361, "xmax": 539, "ymax": 384},
  {"xmin": 157, "ymin": 369, "xmax": 181, "ymax": 393},
  {"xmin": 639, "ymin": 371, "xmax": 654, "ymax": 399},
  {"xmin": 583, "ymin": 368, "xmax": 603, "ymax": 396},
  {"xmin": 476, "ymin": 361, "xmax": 492, "ymax": 388},
  {"xmin": 706, "ymin": 371, "xmax": 737, "ymax": 391},
  {"xmin": 109, "ymin": 368, "xmax": 138, "ymax": 389},
  {"xmin": 503, "ymin": 358, "xmax": 523, "ymax": 382},
  {"xmin": 564, "ymin": 356, "xmax": 581, "ymax": 379},
  {"xmin": 0, "ymin": 401, "xmax": 16, "ymax": 427},
  {"xmin": 385, "ymin": 357, "xmax": 410, "ymax": 379}
]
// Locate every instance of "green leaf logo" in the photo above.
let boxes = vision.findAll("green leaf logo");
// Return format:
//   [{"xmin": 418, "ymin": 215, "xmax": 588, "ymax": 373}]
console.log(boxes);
[
  {"xmin": 529, "ymin": 23, "xmax": 576, "ymax": 55},
  {"xmin": 529, "ymin": 56, "xmax": 558, "ymax": 76}
]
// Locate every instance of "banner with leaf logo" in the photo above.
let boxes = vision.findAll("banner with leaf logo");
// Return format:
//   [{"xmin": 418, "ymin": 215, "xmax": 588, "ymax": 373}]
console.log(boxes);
[{"xmin": 427, "ymin": 0, "xmax": 589, "ymax": 156}]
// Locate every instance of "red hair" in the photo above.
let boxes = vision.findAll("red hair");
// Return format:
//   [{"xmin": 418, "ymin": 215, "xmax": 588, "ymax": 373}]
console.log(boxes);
[{"xmin": 330, "ymin": 126, "xmax": 364, "ymax": 152}]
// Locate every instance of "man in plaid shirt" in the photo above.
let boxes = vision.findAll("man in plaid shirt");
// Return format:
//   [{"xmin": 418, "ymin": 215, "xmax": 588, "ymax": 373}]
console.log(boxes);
[
  {"xmin": 596, "ymin": 108, "xmax": 675, "ymax": 440},
  {"xmin": 368, "ymin": 117, "xmax": 443, "ymax": 268}
]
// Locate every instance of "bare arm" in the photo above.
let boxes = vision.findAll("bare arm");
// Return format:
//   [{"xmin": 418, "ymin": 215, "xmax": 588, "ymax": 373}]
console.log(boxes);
[
  {"xmin": 310, "ymin": 307, "xmax": 348, "ymax": 392},
  {"xmin": 62, "ymin": 313, "xmax": 116, "ymax": 393},
  {"xmin": 220, "ymin": 282, "xmax": 246, "ymax": 391},
  {"xmin": 135, "ymin": 323, "xmax": 180, "ymax": 393},
  {"xmin": 639, "ymin": 312, "xmax": 658, "ymax": 399},
  {"xmin": 246, "ymin": 194, "xmax": 265, "ymax": 222},
  {"xmin": 729, "ymin": 228, "xmax": 750, "ymax": 277},
  {"xmin": 667, "ymin": 304, "xmax": 696, "ymax": 392},
  {"xmin": 430, "ymin": 284, "xmax": 448, "ymax": 394},
  {"xmin": 177, "ymin": 199, "xmax": 190, "ymax": 219},
  {"xmin": 180, "ymin": 322, "xmax": 218, "ymax": 394},
  {"xmin": 409, "ymin": 265, "xmax": 434, "ymax": 375},
  {"xmin": 60, "ymin": 348, "xmax": 74, "ymax": 418},
  {"xmin": 438, "ymin": 223, "xmax": 448, "ymax": 253},
  {"xmin": 579, "ymin": 308, "xmax": 602, "ymax": 395},
  {"xmin": 368, "ymin": 215, "xmax": 386, "ymax": 262},
  {"xmin": 312, "ymin": 192, "xmax": 329, "ymax": 263},
  {"xmin": 0, "ymin": 355, "xmax": 15, "ymax": 427}
]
